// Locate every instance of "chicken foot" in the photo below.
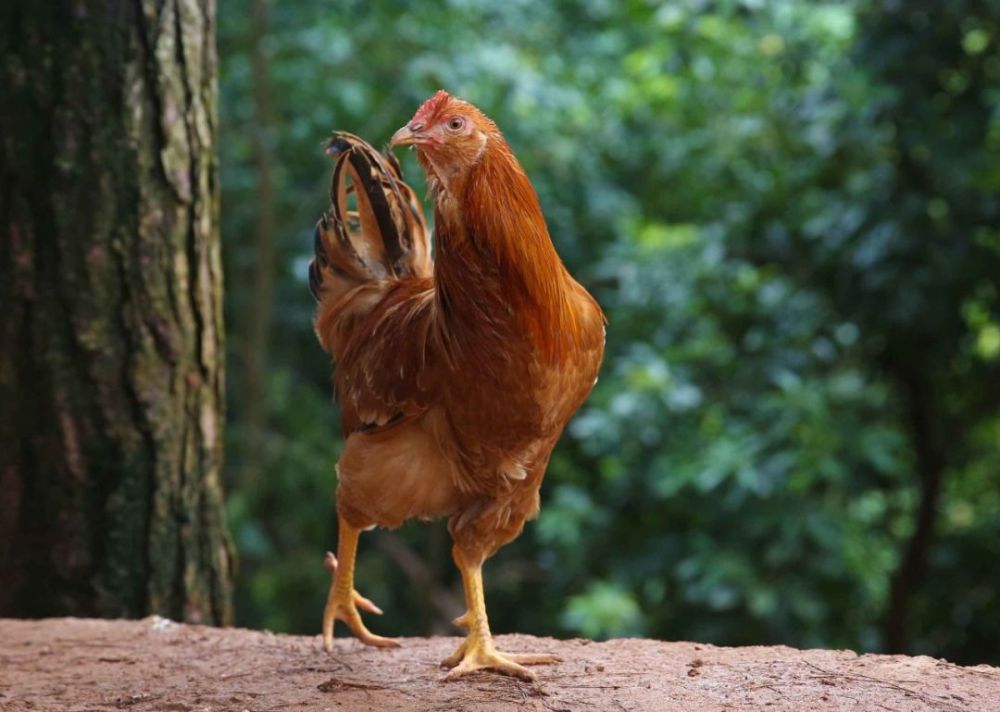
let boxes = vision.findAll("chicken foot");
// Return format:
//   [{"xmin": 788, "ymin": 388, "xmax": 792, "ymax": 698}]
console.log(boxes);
[
  {"xmin": 441, "ymin": 549, "xmax": 560, "ymax": 681},
  {"xmin": 322, "ymin": 521, "xmax": 399, "ymax": 651}
]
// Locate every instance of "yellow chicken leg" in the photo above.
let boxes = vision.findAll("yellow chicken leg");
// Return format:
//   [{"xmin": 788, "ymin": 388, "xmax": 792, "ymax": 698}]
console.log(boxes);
[
  {"xmin": 322, "ymin": 521, "xmax": 399, "ymax": 651},
  {"xmin": 441, "ymin": 549, "xmax": 560, "ymax": 681}
]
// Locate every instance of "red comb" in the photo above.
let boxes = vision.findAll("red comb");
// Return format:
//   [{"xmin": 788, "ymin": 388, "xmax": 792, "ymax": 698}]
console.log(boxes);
[{"xmin": 411, "ymin": 90, "xmax": 451, "ymax": 125}]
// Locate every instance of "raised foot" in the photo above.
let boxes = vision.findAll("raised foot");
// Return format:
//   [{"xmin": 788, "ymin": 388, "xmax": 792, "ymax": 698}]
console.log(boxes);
[
  {"xmin": 322, "ymin": 551, "xmax": 400, "ymax": 652},
  {"xmin": 441, "ymin": 638, "xmax": 561, "ymax": 681}
]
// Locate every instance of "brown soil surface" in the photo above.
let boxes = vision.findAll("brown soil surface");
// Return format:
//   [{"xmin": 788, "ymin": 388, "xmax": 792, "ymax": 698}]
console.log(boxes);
[{"xmin": 1, "ymin": 617, "xmax": 998, "ymax": 711}]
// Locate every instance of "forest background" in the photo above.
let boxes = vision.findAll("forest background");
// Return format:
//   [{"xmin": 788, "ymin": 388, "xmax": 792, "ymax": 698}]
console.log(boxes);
[{"xmin": 218, "ymin": 0, "xmax": 1000, "ymax": 665}]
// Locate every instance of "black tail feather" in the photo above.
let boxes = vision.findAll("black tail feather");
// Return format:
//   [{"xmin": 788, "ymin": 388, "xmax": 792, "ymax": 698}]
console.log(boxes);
[{"xmin": 309, "ymin": 132, "xmax": 430, "ymax": 303}]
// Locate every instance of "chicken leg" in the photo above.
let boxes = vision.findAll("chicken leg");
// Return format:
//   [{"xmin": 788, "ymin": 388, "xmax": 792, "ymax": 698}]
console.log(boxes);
[
  {"xmin": 441, "ymin": 547, "xmax": 560, "ymax": 681},
  {"xmin": 322, "ymin": 520, "xmax": 399, "ymax": 651}
]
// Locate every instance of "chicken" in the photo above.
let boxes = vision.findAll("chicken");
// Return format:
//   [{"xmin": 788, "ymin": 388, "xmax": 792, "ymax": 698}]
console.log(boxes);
[{"xmin": 309, "ymin": 91, "xmax": 605, "ymax": 681}]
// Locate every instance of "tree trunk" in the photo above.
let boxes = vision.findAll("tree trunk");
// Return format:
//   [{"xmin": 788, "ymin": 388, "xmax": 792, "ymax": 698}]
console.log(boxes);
[
  {"xmin": 884, "ymin": 371, "xmax": 946, "ymax": 653},
  {"xmin": 0, "ymin": 0, "xmax": 233, "ymax": 624},
  {"xmin": 237, "ymin": 0, "xmax": 276, "ymax": 486}
]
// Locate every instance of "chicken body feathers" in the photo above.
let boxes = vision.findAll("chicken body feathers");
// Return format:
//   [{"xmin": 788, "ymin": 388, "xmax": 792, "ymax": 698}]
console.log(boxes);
[{"xmin": 311, "ymin": 130, "xmax": 604, "ymax": 546}]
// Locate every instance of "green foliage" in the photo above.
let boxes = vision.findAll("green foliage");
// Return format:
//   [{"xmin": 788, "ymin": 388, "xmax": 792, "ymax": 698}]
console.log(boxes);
[{"xmin": 219, "ymin": 0, "xmax": 1000, "ymax": 664}]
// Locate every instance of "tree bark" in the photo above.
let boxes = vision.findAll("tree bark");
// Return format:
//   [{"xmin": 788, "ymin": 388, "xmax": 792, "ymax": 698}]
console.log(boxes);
[{"xmin": 0, "ymin": 0, "xmax": 233, "ymax": 624}]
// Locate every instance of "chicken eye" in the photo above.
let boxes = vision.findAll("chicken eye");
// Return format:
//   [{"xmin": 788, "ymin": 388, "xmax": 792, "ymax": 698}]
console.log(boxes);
[{"xmin": 446, "ymin": 117, "xmax": 465, "ymax": 132}]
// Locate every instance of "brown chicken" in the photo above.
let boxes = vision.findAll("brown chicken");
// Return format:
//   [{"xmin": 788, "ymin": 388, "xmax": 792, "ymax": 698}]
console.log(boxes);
[{"xmin": 309, "ymin": 91, "xmax": 605, "ymax": 680}]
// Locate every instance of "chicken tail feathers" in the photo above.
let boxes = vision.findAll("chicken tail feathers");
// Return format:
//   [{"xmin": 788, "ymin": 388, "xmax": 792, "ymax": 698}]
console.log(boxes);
[{"xmin": 309, "ymin": 132, "xmax": 430, "ymax": 303}]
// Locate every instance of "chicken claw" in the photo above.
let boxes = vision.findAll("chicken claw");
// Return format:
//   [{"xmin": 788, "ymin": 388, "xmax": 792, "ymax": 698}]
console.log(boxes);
[
  {"xmin": 441, "ymin": 635, "xmax": 561, "ymax": 681},
  {"xmin": 322, "ymin": 549, "xmax": 399, "ymax": 651}
]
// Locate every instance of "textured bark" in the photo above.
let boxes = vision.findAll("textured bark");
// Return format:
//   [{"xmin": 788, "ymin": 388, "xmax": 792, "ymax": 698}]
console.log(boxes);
[{"xmin": 0, "ymin": 0, "xmax": 233, "ymax": 624}]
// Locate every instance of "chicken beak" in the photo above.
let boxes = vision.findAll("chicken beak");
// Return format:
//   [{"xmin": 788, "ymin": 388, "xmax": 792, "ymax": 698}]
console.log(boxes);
[{"xmin": 389, "ymin": 124, "xmax": 426, "ymax": 148}]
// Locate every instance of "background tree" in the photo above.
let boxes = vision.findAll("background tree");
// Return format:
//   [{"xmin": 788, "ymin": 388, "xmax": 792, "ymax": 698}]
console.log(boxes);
[
  {"xmin": 849, "ymin": 0, "xmax": 1000, "ymax": 655},
  {"xmin": 0, "ymin": 0, "xmax": 233, "ymax": 624}
]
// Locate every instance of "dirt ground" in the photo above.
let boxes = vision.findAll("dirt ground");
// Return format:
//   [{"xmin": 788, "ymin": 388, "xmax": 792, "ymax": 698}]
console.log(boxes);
[{"xmin": 1, "ymin": 618, "xmax": 998, "ymax": 711}]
